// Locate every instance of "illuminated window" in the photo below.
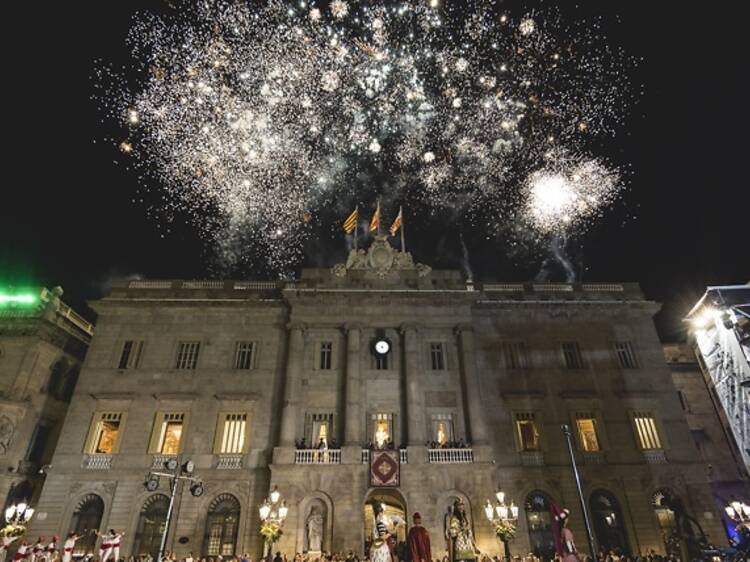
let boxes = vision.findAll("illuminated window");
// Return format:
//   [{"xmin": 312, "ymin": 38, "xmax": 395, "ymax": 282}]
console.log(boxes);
[
  {"xmin": 431, "ymin": 414, "xmax": 454, "ymax": 445},
  {"xmin": 430, "ymin": 343, "xmax": 446, "ymax": 370},
  {"xmin": 503, "ymin": 341, "xmax": 528, "ymax": 369},
  {"xmin": 561, "ymin": 342, "xmax": 584, "ymax": 369},
  {"xmin": 320, "ymin": 342, "xmax": 333, "ymax": 370},
  {"xmin": 372, "ymin": 413, "xmax": 393, "ymax": 447},
  {"xmin": 575, "ymin": 413, "xmax": 600, "ymax": 452},
  {"xmin": 633, "ymin": 412, "xmax": 662, "ymax": 450},
  {"xmin": 204, "ymin": 495, "xmax": 240, "ymax": 556},
  {"xmin": 87, "ymin": 412, "xmax": 124, "ymax": 454},
  {"xmin": 307, "ymin": 413, "xmax": 333, "ymax": 447},
  {"xmin": 614, "ymin": 341, "xmax": 638, "ymax": 369},
  {"xmin": 515, "ymin": 413, "xmax": 540, "ymax": 451},
  {"xmin": 118, "ymin": 340, "xmax": 143, "ymax": 369},
  {"xmin": 154, "ymin": 413, "xmax": 185, "ymax": 454},
  {"xmin": 175, "ymin": 341, "xmax": 200, "ymax": 370},
  {"xmin": 233, "ymin": 342, "xmax": 255, "ymax": 370},
  {"xmin": 217, "ymin": 413, "xmax": 247, "ymax": 454}
]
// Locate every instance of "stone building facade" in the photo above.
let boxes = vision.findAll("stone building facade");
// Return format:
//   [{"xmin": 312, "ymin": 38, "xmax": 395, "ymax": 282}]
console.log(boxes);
[
  {"xmin": 28, "ymin": 241, "xmax": 725, "ymax": 560},
  {"xmin": 0, "ymin": 286, "xmax": 93, "ymax": 508}
]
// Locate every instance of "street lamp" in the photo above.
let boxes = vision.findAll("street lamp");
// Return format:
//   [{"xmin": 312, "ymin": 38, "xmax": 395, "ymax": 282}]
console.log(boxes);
[
  {"xmin": 3, "ymin": 501, "xmax": 34, "ymax": 535},
  {"xmin": 144, "ymin": 458, "xmax": 203, "ymax": 562},
  {"xmin": 259, "ymin": 486, "xmax": 288, "ymax": 562},
  {"xmin": 485, "ymin": 490, "xmax": 519, "ymax": 561}
]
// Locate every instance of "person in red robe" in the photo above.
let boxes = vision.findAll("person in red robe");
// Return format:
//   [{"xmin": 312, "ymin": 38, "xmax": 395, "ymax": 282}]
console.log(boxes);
[{"xmin": 408, "ymin": 513, "xmax": 432, "ymax": 562}]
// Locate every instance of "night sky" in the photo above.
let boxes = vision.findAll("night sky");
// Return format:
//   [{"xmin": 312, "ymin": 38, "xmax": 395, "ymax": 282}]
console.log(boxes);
[{"xmin": 2, "ymin": 1, "xmax": 747, "ymax": 341}]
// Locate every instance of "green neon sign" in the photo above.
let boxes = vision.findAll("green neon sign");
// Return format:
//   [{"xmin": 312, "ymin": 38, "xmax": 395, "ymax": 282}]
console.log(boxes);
[{"xmin": 0, "ymin": 294, "xmax": 37, "ymax": 306}]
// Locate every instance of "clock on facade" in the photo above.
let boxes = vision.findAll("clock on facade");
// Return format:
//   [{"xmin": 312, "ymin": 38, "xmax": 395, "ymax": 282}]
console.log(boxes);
[{"xmin": 371, "ymin": 335, "xmax": 392, "ymax": 357}]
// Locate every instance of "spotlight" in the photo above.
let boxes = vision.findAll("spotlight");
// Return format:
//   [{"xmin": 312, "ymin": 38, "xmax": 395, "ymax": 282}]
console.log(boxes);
[
  {"xmin": 145, "ymin": 476, "xmax": 159, "ymax": 492},
  {"xmin": 190, "ymin": 482, "xmax": 204, "ymax": 497},
  {"xmin": 182, "ymin": 460, "xmax": 195, "ymax": 475},
  {"xmin": 165, "ymin": 458, "xmax": 179, "ymax": 471}
]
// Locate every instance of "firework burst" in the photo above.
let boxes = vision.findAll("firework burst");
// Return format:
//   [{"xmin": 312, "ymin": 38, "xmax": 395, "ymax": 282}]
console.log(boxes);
[{"xmin": 101, "ymin": 0, "xmax": 638, "ymax": 272}]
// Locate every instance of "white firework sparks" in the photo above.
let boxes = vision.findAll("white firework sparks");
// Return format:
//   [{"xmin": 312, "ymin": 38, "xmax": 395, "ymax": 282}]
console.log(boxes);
[{"xmin": 101, "ymin": 0, "xmax": 636, "ymax": 272}]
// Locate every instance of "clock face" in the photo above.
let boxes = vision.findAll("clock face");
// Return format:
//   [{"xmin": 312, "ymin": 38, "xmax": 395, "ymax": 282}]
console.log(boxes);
[{"xmin": 375, "ymin": 340, "xmax": 390, "ymax": 354}]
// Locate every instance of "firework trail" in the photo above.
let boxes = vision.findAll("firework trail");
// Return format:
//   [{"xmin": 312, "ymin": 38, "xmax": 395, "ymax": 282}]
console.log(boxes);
[{"xmin": 100, "ymin": 0, "xmax": 638, "ymax": 273}]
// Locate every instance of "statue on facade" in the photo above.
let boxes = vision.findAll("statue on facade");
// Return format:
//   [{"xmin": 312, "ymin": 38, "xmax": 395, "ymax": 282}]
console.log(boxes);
[
  {"xmin": 306, "ymin": 506, "xmax": 324, "ymax": 553},
  {"xmin": 447, "ymin": 499, "xmax": 477, "ymax": 562},
  {"xmin": 0, "ymin": 416, "xmax": 15, "ymax": 455}
]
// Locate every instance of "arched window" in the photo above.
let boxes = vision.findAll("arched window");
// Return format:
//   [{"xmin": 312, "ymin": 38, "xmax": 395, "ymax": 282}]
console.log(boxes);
[
  {"xmin": 524, "ymin": 491, "xmax": 555, "ymax": 561},
  {"xmin": 70, "ymin": 494, "xmax": 104, "ymax": 557},
  {"xmin": 590, "ymin": 490, "xmax": 629, "ymax": 555},
  {"xmin": 133, "ymin": 494, "xmax": 169, "ymax": 559},
  {"xmin": 204, "ymin": 494, "xmax": 240, "ymax": 556},
  {"xmin": 651, "ymin": 489, "xmax": 679, "ymax": 557}
]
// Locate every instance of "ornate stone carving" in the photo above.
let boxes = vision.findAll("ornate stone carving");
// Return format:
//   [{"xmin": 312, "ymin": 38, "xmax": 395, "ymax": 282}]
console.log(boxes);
[
  {"xmin": 0, "ymin": 415, "xmax": 15, "ymax": 455},
  {"xmin": 332, "ymin": 237, "xmax": 431, "ymax": 280}
]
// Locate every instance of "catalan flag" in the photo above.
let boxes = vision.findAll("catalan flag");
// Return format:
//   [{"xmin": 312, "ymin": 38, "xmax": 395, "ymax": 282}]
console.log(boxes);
[
  {"xmin": 343, "ymin": 207, "xmax": 358, "ymax": 234},
  {"xmin": 389, "ymin": 206, "xmax": 403, "ymax": 236},
  {"xmin": 370, "ymin": 201, "xmax": 381, "ymax": 233}
]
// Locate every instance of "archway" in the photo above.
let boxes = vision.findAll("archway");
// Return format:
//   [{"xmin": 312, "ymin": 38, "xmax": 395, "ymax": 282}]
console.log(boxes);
[
  {"xmin": 203, "ymin": 494, "xmax": 241, "ymax": 556},
  {"xmin": 133, "ymin": 494, "xmax": 169, "ymax": 559},
  {"xmin": 363, "ymin": 489, "xmax": 408, "ymax": 560},
  {"xmin": 589, "ymin": 490, "xmax": 629, "ymax": 555},
  {"xmin": 69, "ymin": 494, "xmax": 104, "ymax": 558},
  {"xmin": 524, "ymin": 491, "xmax": 555, "ymax": 562},
  {"xmin": 651, "ymin": 489, "xmax": 679, "ymax": 557}
]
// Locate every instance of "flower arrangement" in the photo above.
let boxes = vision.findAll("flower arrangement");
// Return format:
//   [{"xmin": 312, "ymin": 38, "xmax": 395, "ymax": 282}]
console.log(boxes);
[
  {"xmin": 493, "ymin": 520, "xmax": 516, "ymax": 543},
  {"xmin": 260, "ymin": 523, "xmax": 283, "ymax": 543}
]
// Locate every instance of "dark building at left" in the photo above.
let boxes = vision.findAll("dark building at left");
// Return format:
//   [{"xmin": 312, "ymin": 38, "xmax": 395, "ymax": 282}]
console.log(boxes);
[{"xmin": 0, "ymin": 287, "xmax": 93, "ymax": 507}]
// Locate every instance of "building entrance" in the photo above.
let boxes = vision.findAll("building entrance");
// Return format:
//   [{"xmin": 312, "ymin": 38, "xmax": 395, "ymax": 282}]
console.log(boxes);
[{"xmin": 364, "ymin": 489, "xmax": 408, "ymax": 559}]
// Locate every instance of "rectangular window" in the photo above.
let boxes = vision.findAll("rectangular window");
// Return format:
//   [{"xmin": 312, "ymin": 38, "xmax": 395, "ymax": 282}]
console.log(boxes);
[
  {"xmin": 89, "ymin": 412, "xmax": 123, "ymax": 454},
  {"xmin": 319, "ymin": 342, "xmax": 333, "ymax": 370},
  {"xmin": 575, "ymin": 413, "xmax": 601, "ymax": 452},
  {"xmin": 217, "ymin": 413, "xmax": 247, "ymax": 454},
  {"xmin": 503, "ymin": 341, "xmax": 528, "ymax": 369},
  {"xmin": 118, "ymin": 340, "xmax": 143, "ymax": 369},
  {"xmin": 307, "ymin": 413, "xmax": 333, "ymax": 448},
  {"xmin": 561, "ymin": 342, "xmax": 584, "ymax": 369},
  {"xmin": 375, "ymin": 353, "xmax": 389, "ymax": 370},
  {"xmin": 234, "ymin": 341, "xmax": 256, "ymax": 370},
  {"xmin": 633, "ymin": 412, "xmax": 662, "ymax": 450},
  {"xmin": 430, "ymin": 343, "xmax": 446, "ymax": 370},
  {"xmin": 431, "ymin": 414, "xmax": 454, "ymax": 446},
  {"xmin": 175, "ymin": 341, "xmax": 200, "ymax": 370},
  {"xmin": 157, "ymin": 413, "xmax": 185, "ymax": 454},
  {"xmin": 372, "ymin": 413, "xmax": 393, "ymax": 448},
  {"xmin": 515, "ymin": 413, "xmax": 540, "ymax": 451},
  {"xmin": 614, "ymin": 341, "xmax": 638, "ymax": 369}
]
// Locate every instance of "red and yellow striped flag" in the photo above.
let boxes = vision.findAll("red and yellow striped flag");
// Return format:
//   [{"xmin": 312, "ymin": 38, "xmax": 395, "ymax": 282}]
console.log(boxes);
[
  {"xmin": 369, "ymin": 202, "xmax": 381, "ymax": 233},
  {"xmin": 343, "ymin": 207, "xmax": 358, "ymax": 234},
  {"xmin": 389, "ymin": 207, "xmax": 403, "ymax": 236}
]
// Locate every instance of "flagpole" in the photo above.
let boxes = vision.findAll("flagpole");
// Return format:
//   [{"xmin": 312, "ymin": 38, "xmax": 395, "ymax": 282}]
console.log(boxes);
[
  {"xmin": 354, "ymin": 206, "xmax": 359, "ymax": 251},
  {"xmin": 377, "ymin": 199, "xmax": 381, "ymax": 236},
  {"xmin": 400, "ymin": 206, "xmax": 406, "ymax": 253}
]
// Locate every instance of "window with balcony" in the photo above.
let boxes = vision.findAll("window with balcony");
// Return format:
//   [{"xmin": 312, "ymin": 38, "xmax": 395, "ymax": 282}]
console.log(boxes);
[
  {"xmin": 561, "ymin": 342, "xmax": 584, "ymax": 369},
  {"xmin": 614, "ymin": 341, "xmax": 638, "ymax": 369},
  {"xmin": 215, "ymin": 413, "xmax": 247, "ymax": 454},
  {"xmin": 633, "ymin": 412, "xmax": 662, "ymax": 450},
  {"xmin": 515, "ymin": 413, "xmax": 540, "ymax": 451},
  {"xmin": 233, "ymin": 341, "xmax": 256, "ymax": 370},
  {"xmin": 150, "ymin": 413, "xmax": 185, "ymax": 454},
  {"xmin": 319, "ymin": 342, "xmax": 333, "ymax": 370},
  {"xmin": 431, "ymin": 414, "xmax": 454, "ymax": 446},
  {"xmin": 503, "ymin": 341, "xmax": 528, "ymax": 369},
  {"xmin": 430, "ymin": 343, "xmax": 446, "ymax": 370},
  {"xmin": 575, "ymin": 413, "xmax": 601, "ymax": 452},
  {"xmin": 175, "ymin": 341, "xmax": 200, "ymax": 370},
  {"xmin": 371, "ymin": 413, "xmax": 393, "ymax": 448},
  {"xmin": 86, "ymin": 412, "xmax": 124, "ymax": 454},
  {"xmin": 118, "ymin": 340, "xmax": 143, "ymax": 369}
]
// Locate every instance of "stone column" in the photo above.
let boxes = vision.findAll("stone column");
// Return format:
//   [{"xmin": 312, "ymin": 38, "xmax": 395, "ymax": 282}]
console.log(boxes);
[
  {"xmin": 279, "ymin": 323, "xmax": 306, "ymax": 447},
  {"xmin": 343, "ymin": 324, "xmax": 362, "ymax": 446},
  {"xmin": 455, "ymin": 324, "xmax": 488, "ymax": 445},
  {"xmin": 402, "ymin": 324, "xmax": 425, "ymax": 446}
]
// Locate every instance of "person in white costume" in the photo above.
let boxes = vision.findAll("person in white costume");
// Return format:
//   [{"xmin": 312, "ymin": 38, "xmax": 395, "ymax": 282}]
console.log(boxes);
[
  {"xmin": 61, "ymin": 533, "xmax": 82, "ymax": 562},
  {"xmin": 30, "ymin": 537, "xmax": 45, "ymax": 562},
  {"xmin": 0, "ymin": 534, "xmax": 21, "ymax": 562}
]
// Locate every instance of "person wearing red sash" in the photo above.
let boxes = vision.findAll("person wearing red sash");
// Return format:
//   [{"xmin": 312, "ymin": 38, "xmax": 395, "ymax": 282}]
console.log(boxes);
[
  {"xmin": 14, "ymin": 541, "xmax": 30, "ymax": 562},
  {"xmin": 30, "ymin": 537, "xmax": 45, "ymax": 562},
  {"xmin": 0, "ymin": 534, "xmax": 21, "ymax": 562},
  {"xmin": 61, "ymin": 533, "xmax": 82, "ymax": 562}
]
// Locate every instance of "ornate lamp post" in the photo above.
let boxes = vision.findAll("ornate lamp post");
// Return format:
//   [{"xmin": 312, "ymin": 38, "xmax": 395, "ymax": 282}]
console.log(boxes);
[
  {"xmin": 2, "ymin": 501, "xmax": 34, "ymax": 535},
  {"xmin": 485, "ymin": 490, "xmax": 519, "ymax": 561},
  {"xmin": 259, "ymin": 486, "xmax": 288, "ymax": 562}
]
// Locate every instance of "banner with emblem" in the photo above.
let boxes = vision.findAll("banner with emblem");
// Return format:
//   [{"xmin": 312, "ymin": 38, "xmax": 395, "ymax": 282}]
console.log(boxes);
[{"xmin": 369, "ymin": 449, "xmax": 400, "ymax": 487}]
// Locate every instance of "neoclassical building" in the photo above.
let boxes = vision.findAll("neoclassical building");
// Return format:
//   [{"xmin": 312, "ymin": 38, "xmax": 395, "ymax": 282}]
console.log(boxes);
[{"xmin": 28, "ymin": 240, "xmax": 726, "ymax": 559}]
